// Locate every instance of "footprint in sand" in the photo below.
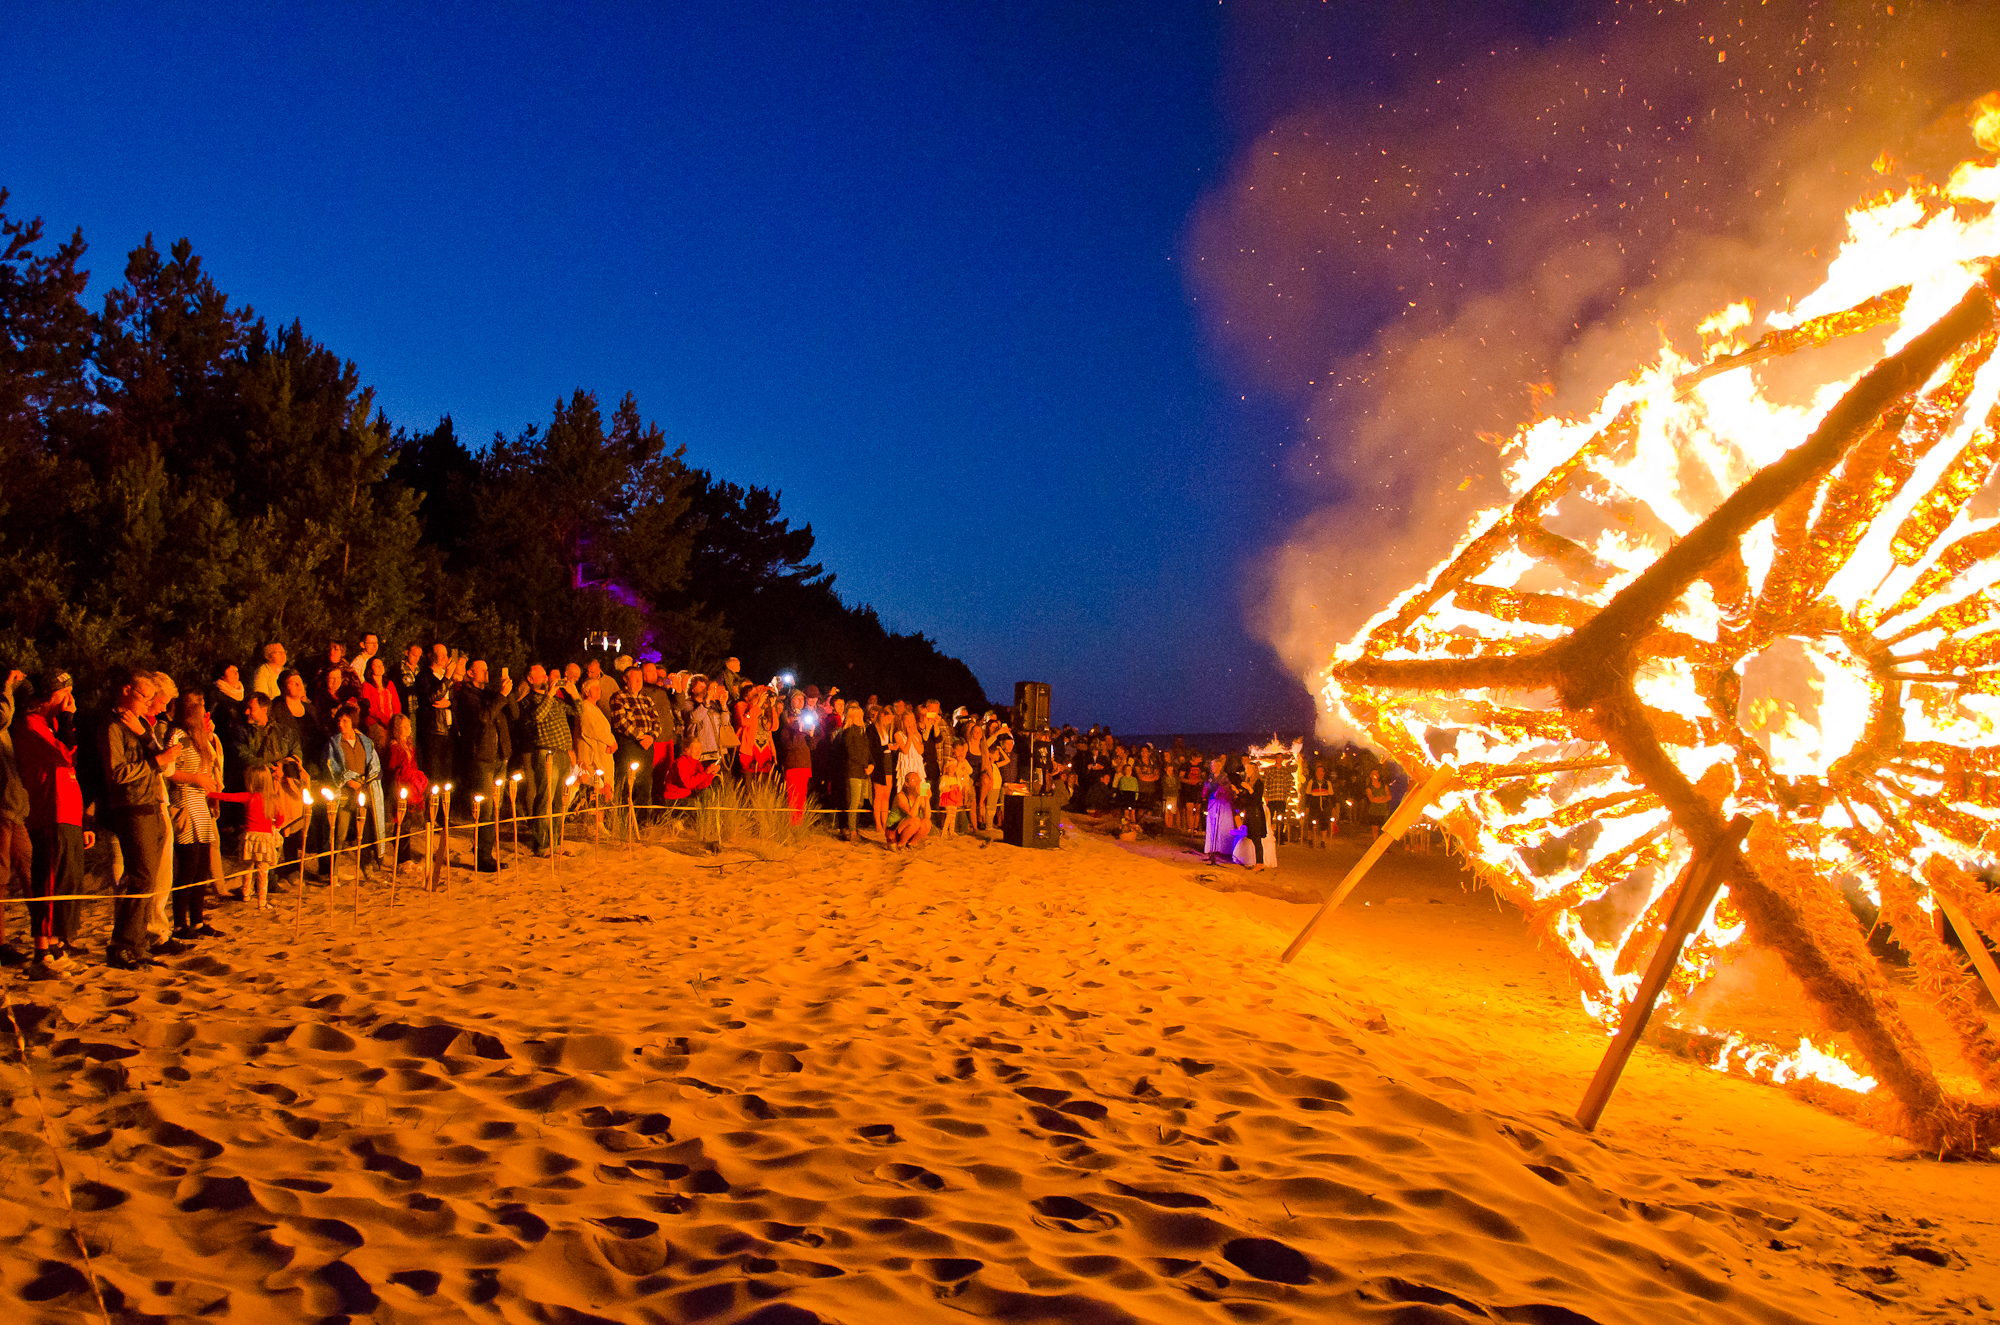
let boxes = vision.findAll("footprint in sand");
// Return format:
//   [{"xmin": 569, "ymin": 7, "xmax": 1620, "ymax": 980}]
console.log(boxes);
[
  {"xmin": 1222, "ymin": 1236, "xmax": 1314, "ymax": 1285},
  {"xmin": 1030, "ymin": 1195, "xmax": 1122, "ymax": 1233}
]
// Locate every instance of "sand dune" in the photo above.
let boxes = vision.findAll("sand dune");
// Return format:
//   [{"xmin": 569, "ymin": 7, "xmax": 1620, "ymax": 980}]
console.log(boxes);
[{"xmin": 1, "ymin": 820, "xmax": 1991, "ymax": 1323}]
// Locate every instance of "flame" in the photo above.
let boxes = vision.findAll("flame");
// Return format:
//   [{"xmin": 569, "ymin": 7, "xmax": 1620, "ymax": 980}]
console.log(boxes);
[{"xmin": 1322, "ymin": 119, "xmax": 2000, "ymax": 1100}]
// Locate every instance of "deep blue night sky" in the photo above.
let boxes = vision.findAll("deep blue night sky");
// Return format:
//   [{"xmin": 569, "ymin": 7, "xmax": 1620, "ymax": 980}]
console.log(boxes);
[
  {"xmin": 8, "ymin": 2, "xmax": 1991, "ymax": 735},
  {"xmin": 7, "ymin": 2, "xmax": 1296, "ymax": 735}
]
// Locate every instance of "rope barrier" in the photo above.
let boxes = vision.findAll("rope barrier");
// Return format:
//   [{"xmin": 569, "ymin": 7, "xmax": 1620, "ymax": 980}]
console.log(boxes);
[{"xmin": 0, "ymin": 793, "xmax": 853, "ymax": 908}]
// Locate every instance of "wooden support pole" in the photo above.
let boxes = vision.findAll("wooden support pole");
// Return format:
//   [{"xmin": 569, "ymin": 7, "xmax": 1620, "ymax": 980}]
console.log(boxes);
[
  {"xmin": 1280, "ymin": 766, "xmax": 1461, "ymax": 964},
  {"xmin": 1577, "ymin": 814, "xmax": 1753, "ymax": 1132},
  {"xmin": 1933, "ymin": 889, "xmax": 2000, "ymax": 1011}
]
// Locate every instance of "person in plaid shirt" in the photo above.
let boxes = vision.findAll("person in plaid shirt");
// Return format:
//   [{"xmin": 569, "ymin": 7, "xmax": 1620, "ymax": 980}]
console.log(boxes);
[{"xmin": 609, "ymin": 668, "xmax": 660, "ymax": 819}]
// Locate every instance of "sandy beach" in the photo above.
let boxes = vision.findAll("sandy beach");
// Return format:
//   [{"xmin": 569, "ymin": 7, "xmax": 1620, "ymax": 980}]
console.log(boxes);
[{"xmin": 2, "ymin": 818, "xmax": 1993, "ymax": 1324}]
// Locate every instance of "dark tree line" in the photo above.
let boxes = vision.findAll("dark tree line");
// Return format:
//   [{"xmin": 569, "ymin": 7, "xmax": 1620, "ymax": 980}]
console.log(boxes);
[{"xmin": 0, "ymin": 192, "xmax": 991, "ymax": 709}]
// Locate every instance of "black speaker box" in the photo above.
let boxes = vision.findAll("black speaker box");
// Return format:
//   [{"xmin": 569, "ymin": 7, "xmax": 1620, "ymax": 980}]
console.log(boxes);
[
  {"xmin": 1002, "ymin": 792, "xmax": 1059, "ymax": 849},
  {"xmin": 1014, "ymin": 681, "xmax": 1051, "ymax": 732}
]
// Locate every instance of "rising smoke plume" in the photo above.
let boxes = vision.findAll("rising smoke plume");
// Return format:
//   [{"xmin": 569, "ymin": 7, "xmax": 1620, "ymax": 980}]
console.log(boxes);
[{"xmin": 1186, "ymin": 0, "xmax": 2000, "ymax": 737}]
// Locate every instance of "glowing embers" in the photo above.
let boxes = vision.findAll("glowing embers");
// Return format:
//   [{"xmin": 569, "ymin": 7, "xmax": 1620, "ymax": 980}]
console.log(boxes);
[{"xmin": 1735, "ymin": 636, "xmax": 1874, "ymax": 778}]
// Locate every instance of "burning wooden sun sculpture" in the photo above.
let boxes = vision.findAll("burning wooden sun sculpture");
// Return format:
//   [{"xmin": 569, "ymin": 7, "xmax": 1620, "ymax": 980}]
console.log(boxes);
[{"xmin": 1323, "ymin": 125, "xmax": 2000, "ymax": 1155}]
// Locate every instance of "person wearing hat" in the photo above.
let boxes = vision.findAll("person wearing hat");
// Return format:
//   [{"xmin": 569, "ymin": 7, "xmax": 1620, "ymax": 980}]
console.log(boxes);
[
  {"xmin": 16, "ymin": 672, "xmax": 93, "ymax": 978},
  {"xmin": 0, "ymin": 669, "xmax": 33, "ymax": 965}
]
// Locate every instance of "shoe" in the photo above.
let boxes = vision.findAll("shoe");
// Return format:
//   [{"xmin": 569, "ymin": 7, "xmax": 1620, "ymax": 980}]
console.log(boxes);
[
  {"xmin": 476, "ymin": 859, "xmax": 508, "ymax": 872},
  {"xmin": 0, "ymin": 946, "xmax": 26, "ymax": 968},
  {"xmin": 25, "ymin": 958, "xmax": 58, "ymax": 982},
  {"xmin": 105, "ymin": 947, "xmax": 156, "ymax": 971},
  {"xmin": 45, "ymin": 950, "xmax": 80, "ymax": 974},
  {"xmin": 153, "ymin": 938, "xmax": 191, "ymax": 957},
  {"xmin": 173, "ymin": 926, "xmax": 198, "ymax": 942},
  {"xmin": 193, "ymin": 924, "xmax": 223, "ymax": 939}
]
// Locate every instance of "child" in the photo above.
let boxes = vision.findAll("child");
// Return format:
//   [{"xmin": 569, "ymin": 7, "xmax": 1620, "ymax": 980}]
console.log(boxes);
[
  {"xmin": 887, "ymin": 771, "xmax": 932, "ymax": 851},
  {"xmin": 1160, "ymin": 757, "xmax": 1180, "ymax": 834},
  {"xmin": 937, "ymin": 753, "xmax": 967, "ymax": 837},
  {"xmin": 214, "ymin": 765, "xmax": 283, "ymax": 910},
  {"xmin": 1113, "ymin": 757, "xmax": 1140, "ymax": 829}
]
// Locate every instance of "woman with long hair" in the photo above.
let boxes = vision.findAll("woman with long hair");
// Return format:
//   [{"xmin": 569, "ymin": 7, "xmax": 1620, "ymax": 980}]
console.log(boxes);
[
  {"xmin": 979, "ymin": 720, "xmax": 1013, "ymax": 837},
  {"xmin": 1202, "ymin": 756, "xmax": 1236, "ymax": 863},
  {"xmin": 165, "ymin": 691, "xmax": 226, "ymax": 938},
  {"xmin": 738, "ymin": 687, "xmax": 778, "ymax": 783},
  {"xmin": 358, "ymin": 655, "xmax": 401, "ymax": 748},
  {"xmin": 573, "ymin": 677, "xmax": 616, "ymax": 837},
  {"xmin": 868, "ymin": 706, "xmax": 897, "ymax": 841}
]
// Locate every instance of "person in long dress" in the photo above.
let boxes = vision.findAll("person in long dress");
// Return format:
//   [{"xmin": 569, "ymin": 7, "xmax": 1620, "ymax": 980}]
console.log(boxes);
[{"xmin": 1202, "ymin": 757, "xmax": 1237, "ymax": 862}]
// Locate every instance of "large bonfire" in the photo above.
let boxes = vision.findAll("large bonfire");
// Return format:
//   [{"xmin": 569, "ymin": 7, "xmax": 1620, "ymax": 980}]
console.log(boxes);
[{"xmin": 1320, "ymin": 99, "xmax": 2000, "ymax": 1156}]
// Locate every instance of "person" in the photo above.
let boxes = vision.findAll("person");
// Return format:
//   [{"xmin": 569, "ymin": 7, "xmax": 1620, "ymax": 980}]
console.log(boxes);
[
  {"xmin": 1112, "ymin": 754, "xmax": 1140, "ymax": 830},
  {"xmin": 1160, "ymin": 755, "xmax": 1181, "ymax": 835},
  {"xmin": 396, "ymin": 642, "xmax": 425, "ymax": 712},
  {"xmin": 896, "ymin": 712, "xmax": 928, "ymax": 800},
  {"xmin": 165, "ymin": 692, "xmax": 226, "ymax": 939},
  {"xmin": 139, "ymin": 672, "xmax": 186, "ymax": 953},
  {"xmin": 1304, "ymin": 759, "xmax": 1337, "ymax": 849},
  {"xmin": 99, "ymin": 670, "xmax": 178, "ymax": 969},
  {"xmin": 1364, "ymin": 768, "xmax": 1392, "ymax": 838},
  {"xmin": 685, "ymin": 676, "xmax": 721, "ymax": 775},
  {"xmin": 573, "ymin": 676, "xmax": 616, "ymax": 837},
  {"xmin": 1237, "ymin": 765, "xmax": 1271, "ymax": 871},
  {"xmin": 317, "ymin": 663, "xmax": 352, "ymax": 734},
  {"xmin": 230, "ymin": 690, "xmax": 306, "ymax": 883},
  {"xmin": 381, "ymin": 713, "xmax": 429, "ymax": 865},
  {"xmin": 324, "ymin": 702, "xmax": 384, "ymax": 871},
  {"xmin": 516, "ymin": 665, "xmax": 573, "ymax": 855},
  {"xmin": 1263, "ymin": 752, "xmax": 1296, "ymax": 846},
  {"xmin": 309, "ymin": 640, "xmax": 348, "ymax": 696},
  {"xmin": 868, "ymin": 707, "xmax": 897, "ymax": 841},
  {"xmin": 0, "ymin": 669, "xmax": 30, "ymax": 965},
  {"xmin": 777, "ymin": 700, "xmax": 815, "ymax": 824},
  {"xmin": 1136, "ymin": 745, "xmax": 1160, "ymax": 820},
  {"xmin": 358, "ymin": 654, "xmax": 401, "ymax": 748},
  {"xmin": 17, "ymin": 673, "xmax": 90, "ymax": 977},
  {"xmin": 209, "ymin": 662, "xmax": 248, "ymax": 742},
  {"xmin": 738, "ymin": 688, "xmax": 777, "ymax": 782},
  {"xmin": 413, "ymin": 643, "xmax": 459, "ymax": 785},
  {"xmin": 251, "ymin": 642, "xmax": 287, "ymax": 699},
  {"xmin": 839, "ymin": 705, "xmax": 872, "ymax": 842},
  {"xmin": 1201, "ymin": 756, "xmax": 1236, "ymax": 864},
  {"xmin": 886, "ymin": 770, "xmax": 931, "ymax": 851},
  {"xmin": 980, "ymin": 719, "xmax": 1014, "ymax": 836},
  {"xmin": 609, "ymin": 665, "xmax": 660, "ymax": 823},
  {"xmin": 937, "ymin": 750, "xmax": 968, "ymax": 836},
  {"xmin": 271, "ymin": 671, "xmax": 331, "ymax": 876},
  {"xmin": 211, "ymin": 764, "xmax": 282, "ymax": 910},
  {"xmin": 348, "ymin": 632, "xmax": 381, "ymax": 685}
]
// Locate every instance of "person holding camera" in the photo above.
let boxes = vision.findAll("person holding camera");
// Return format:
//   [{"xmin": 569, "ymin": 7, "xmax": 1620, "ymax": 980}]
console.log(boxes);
[{"xmin": 98, "ymin": 670, "xmax": 181, "ymax": 969}]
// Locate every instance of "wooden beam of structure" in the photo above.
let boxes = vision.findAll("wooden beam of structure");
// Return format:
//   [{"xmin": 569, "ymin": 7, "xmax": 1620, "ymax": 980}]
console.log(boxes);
[
  {"xmin": 1933, "ymin": 889, "xmax": 2000, "ymax": 1013},
  {"xmin": 1577, "ymin": 815, "xmax": 1753, "ymax": 1132},
  {"xmin": 1280, "ymin": 766, "xmax": 1460, "ymax": 965}
]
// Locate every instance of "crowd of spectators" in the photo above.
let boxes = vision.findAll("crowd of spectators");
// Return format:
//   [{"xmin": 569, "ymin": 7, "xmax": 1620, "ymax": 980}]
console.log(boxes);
[{"xmin": 0, "ymin": 635, "xmax": 1407, "ymax": 981}]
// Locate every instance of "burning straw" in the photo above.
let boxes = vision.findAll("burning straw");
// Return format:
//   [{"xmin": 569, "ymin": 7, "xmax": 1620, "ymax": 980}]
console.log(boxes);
[{"xmin": 1320, "ymin": 130, "xmax": 2000, "ymax": 1156}]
